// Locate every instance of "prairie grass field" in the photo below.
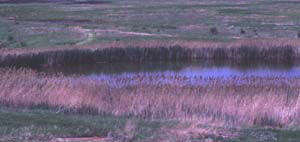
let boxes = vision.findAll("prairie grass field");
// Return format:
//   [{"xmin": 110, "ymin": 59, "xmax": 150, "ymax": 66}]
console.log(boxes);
[{"xmin": 1, "ymin": 0, "xmax": 300, "ymax": 141}]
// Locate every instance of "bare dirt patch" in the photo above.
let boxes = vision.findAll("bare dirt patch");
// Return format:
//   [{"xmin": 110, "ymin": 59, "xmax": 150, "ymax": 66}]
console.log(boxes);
[
  {"xmin": 53, "ymin": 137, "xmax": 106, "ymax": 142},
  {"xmin": 167, "ymin": 122, "xmax": 239, "ymax": 140}
]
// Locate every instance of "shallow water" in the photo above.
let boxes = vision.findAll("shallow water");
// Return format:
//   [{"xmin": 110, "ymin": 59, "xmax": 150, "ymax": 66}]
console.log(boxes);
[{"xmin": 36, "ymin": 61, "xmax": 300, "ymax": 78}]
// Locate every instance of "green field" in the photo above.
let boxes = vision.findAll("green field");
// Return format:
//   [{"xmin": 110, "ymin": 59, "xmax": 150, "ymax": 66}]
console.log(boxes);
[
  {"xmin": 0, "ymin": 107, "xmax": 177, "ymax": 142},
  {"xmin": 0, "ymin": 0, "xmax": 299, "ymax": 48},
  {"xmin": 1, "ymin": 107, "xmax": 300, "ymax": 142}
]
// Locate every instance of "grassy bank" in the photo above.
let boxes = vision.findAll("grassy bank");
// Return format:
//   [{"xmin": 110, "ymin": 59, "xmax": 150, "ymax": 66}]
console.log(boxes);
[
  {"xmin": 0, "ymin": 0, "xmax": 300, "ymax": 48},
  {"xmin": 0, "ymin": 39, "xmax": 300, "ymax": 67},
  {"xmin": 1, "ymin": 106, "xmax": 300, "ymax": 142},
  {"xmin": 1, "ymin": 68, "xmax": 300, "ymax": 128},
  {"xmin": 0, "ymin": 107, "xmax": 126, "ymax": 142},
  {"xmin": 0, "ymin": 107, "xmax": 181, "ymax": 142}
]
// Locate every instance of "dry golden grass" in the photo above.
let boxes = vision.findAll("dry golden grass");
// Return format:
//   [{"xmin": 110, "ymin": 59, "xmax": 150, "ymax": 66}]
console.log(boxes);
[{"xmin": 1, "ymin": 68, "xmax": 300, "ymax": 127}]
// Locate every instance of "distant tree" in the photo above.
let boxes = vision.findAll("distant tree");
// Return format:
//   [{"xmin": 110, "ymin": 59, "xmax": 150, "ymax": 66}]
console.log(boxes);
[{"xmin": 210, "ymin": 27, "xmax": 218, "ymax": 35}]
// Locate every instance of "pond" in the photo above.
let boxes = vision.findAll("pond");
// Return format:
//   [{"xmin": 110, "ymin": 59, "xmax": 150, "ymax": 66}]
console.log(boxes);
[{"xmin": 35, "ymin": 60, "xmax": 300, "ymax": 78}]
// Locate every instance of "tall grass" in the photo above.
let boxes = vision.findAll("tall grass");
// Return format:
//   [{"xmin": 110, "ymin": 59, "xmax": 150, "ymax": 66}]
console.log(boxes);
[
  {"xmin": 1, "ymin": 68, "xmax": 300, "ymax": 127},
  {"xmin": 0, "ymin": 39, "xmax": 300, "ymax": 67}
]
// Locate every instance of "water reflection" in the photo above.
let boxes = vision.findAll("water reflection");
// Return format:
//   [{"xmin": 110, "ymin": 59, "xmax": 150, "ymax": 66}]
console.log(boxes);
[{"xmin": 35, "ymin": 60, "xmax": 300, "ymax": 78}]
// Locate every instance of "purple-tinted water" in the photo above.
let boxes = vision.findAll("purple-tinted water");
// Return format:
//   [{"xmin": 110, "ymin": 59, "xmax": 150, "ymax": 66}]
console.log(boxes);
[
  {"xmin": 39, "ymin": 61, "xmax": 300, "ymax": 78},
  {"xmin": 177, "ymin": 66, "xmax": 300, "ymax": 78}
]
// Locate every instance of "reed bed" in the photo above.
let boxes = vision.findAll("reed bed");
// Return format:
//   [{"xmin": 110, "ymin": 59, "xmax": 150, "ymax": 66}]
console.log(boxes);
[
  {"xmin": 0, "ymin": 39, "xmax": 300, "ymax": 67},
  {"xmin": 1, "ymin": 68, "xmax": 300, "ymax": 127}
]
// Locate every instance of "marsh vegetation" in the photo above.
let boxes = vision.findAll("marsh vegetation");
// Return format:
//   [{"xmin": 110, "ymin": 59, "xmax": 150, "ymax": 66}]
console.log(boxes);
[
  {"xmin": 2, "ymin": 64, "xmax": 300, "ymax": 141},
  {"xmin": 0, "ymin": 39, "xmax": 300, "ymax": 68},
  {"xmin": 1, "ymin": 0, "xmax": 300, "ymax": 141}
]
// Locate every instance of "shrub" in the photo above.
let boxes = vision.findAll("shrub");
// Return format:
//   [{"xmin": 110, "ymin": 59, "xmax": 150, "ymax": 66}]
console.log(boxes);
[
  {"xmin": 20, "ymin": 41, "xmax": 27, "ymax": 47},
  {"xmin": 7, "ymin": 36, "xmax": 14, "ymax": 41},
  {"xmin": 210, "ymin": 27, "xmax": 218, "ymax": 35},
  {"xmin": 253, "ymin": 29, "xmax": 258, "ymax": 35},
  {"xmin": 14, "ymin": 21, "xmax": 20, "ymax": 25},
  {"xmin": 240, "ymin": 28, "xmax": 246, "ymax": 34}
]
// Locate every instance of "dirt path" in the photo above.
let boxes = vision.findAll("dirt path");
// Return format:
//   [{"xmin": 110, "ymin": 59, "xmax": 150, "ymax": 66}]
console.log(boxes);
[
  {"xmin": 72, "ymin": 26, "xmax": 95, "ymax": 45},
  {"xmin": 95, "ymin": 29, "xmax": 174, "ymax": 37},
  {"xmin": 76, "ymin": 29, "xmax": 95, "ymax": 45},
  {"xmin": 167, "ymin": 121, "xmax": 239, "ymax": 140},
  {"xmin": 72, "ymin": 25, "xmax": 176, "ymax": 46}
]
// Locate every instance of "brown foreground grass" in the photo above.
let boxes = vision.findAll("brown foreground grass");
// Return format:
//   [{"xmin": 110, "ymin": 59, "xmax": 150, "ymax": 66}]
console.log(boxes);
[
  {"xmin": 0, "ymin": 39, "xmax": 300, "ymax": 67},
  {"xmin": 1, "ymin": 68, "xmax": 300, "ymax": 128}
]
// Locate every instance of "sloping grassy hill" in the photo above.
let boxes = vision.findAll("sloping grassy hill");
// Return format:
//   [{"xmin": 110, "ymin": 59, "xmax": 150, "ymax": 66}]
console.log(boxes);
[{"xmin": 0, "ymin": 0, "xmax": 299, "ymax": 48}]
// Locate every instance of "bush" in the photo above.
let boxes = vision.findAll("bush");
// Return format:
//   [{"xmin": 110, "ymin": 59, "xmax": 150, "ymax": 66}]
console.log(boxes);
[
  {"xmin": 7, "ymin": 36, "xmax": 14, "ymax": 41},
  {"xmin": 253, "ymin": 29, "xmax": 258, "ymax": 35},
  {"xmin": 210, "ymin": 27, "xmax": 218, "ymax": 35},
  {"xmin": 240, "ymin": 28, "xmax": 246, "ymax": 34},
  {"xmin": 20, "ymin": 41, "xmax": 27, "ymax": 47}
]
